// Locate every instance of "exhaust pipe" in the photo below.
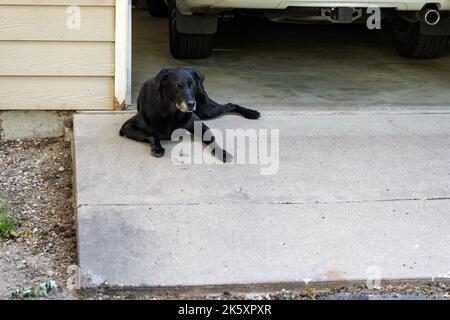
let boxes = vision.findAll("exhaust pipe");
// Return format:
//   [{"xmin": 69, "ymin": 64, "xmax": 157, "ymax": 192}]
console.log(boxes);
[{"xmin": 418, "ymin": 8, "xmax": 441, "ymax": 25}]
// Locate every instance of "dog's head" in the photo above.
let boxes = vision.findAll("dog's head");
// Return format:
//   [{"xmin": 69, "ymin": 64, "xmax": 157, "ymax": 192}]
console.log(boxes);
[{"xmin": 155, "ymin": 67, "xmax": 205, "ymax": 113}]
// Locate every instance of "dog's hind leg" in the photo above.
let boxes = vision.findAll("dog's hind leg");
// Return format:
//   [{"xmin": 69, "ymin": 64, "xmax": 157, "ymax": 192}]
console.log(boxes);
[
  {"xmin": 119, "ymin": 116, "xmax": 165, "ymax": 157},
  {"xmin": 197, "ymin": 99, "xmax": 261, "ymax": 120},
  {"xmin": 119, "ymin": 116, "xmax": 148, "ymax": 141}
]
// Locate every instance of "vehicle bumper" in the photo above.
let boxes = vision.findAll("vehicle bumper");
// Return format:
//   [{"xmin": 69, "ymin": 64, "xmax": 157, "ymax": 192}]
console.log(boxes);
[{"xmin": 176, "ymin": 0, "xmax": 450, "ymax": 14}]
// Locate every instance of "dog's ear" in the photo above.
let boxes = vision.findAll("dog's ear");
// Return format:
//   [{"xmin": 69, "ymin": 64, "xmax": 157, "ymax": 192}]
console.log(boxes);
[
  {"xmin": 188, "ymin": 68, "xmax": 205, "ymax": 87},
  {"xmin": 155, "ymin": 68, "xmax": 172, "ymax": 93}
]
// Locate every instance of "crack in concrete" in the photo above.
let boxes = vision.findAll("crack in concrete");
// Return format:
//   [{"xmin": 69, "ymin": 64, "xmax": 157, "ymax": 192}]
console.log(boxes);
[{"xmin": 77, "ymin": 196, "xmax": 450, "ymax": 208}]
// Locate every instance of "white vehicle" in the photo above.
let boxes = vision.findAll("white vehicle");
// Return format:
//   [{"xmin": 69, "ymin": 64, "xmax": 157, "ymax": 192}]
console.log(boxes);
[{"xmin": 147, "ymin": 0, "xmax": 450, "ymax": 59}]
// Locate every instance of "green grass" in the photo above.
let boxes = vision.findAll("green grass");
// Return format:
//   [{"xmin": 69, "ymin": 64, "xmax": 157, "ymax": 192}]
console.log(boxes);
[{"xmin": 0, "ymin": 200, "xmax": 19, "ymax": 239}]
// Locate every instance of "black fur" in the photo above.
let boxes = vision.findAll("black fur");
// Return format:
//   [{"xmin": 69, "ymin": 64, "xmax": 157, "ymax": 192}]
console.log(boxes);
[{"xmin": 119, "ymin": 67, "xmax": 260, "ymax": 161}]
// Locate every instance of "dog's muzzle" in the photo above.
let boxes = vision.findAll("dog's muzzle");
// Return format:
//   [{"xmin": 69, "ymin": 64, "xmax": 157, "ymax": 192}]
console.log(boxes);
[{"xmin": 176, "ymin": 101, "xmax": 196, "ymax": 112}]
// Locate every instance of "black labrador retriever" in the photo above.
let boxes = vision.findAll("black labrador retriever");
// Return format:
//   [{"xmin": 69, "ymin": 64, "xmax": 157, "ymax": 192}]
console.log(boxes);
[{"xmin": 119, "ymin": 67, "xmax": 260, "ymax": 161}]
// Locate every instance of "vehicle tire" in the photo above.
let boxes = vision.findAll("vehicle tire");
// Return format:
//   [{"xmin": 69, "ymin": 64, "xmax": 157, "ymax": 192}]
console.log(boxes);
[
  {"xmin": 391, "ymin": 19, "xmax": 449, "ymax": 59},
  {"xmin": 168, "ymin": 1, "xmax": 214, "ymax": 59},
  {"xmin": 146, "ymin": 0, "xmax": 168, "ymax": 18}
]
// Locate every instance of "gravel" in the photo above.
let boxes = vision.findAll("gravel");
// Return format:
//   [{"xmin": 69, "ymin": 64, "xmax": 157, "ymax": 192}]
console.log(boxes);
[
  {"xmin": 1, "ymin": 137, "xmax": 449, "ymax": 300},
  {"xmin": 0, "ymin": 138, "xmax": 77, "ymax": 299}
]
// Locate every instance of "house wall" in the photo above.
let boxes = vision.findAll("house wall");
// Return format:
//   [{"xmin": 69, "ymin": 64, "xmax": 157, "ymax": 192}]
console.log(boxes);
[{"xmin": 0, "ymin": 0, "xmax": 116, "ymax": 110}]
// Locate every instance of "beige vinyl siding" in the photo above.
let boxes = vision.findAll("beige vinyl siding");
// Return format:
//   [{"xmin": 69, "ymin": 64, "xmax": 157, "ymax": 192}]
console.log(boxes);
[
  {"xmin": 0, "ymin": 42, "xmax": 114, "ymax": 76},
  {"xmin": 0, "ymin": 1, "xmax": 115, "ymax": 110},
  {"xmin": 0, "ymin": 0, "xmax": 114, "ymax": 5},
  {"xmin": 0, "ymin": 6, "xmax": 114, "ymax": 41},
  {"xmin": 0, "ymin": 77, "xmax": 114, "ymax": 110}
]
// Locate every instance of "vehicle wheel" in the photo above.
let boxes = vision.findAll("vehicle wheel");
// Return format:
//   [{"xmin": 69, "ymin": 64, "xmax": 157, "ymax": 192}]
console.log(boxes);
[
  {"xmin": 169, "ymin": 1, "xmax": 214, "ymax": 59},
  {"xmin": 391, "ymin": 19, "xmax": 449, "ymax": 59},
  {"xmin": 146, "ymin": 0, "xmax": 168, "ymax": 18}
]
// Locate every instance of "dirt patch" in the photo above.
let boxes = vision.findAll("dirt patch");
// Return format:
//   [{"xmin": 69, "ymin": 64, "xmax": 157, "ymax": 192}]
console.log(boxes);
[{"xmin": 0, "ymin": 138, "xmax": 77, "ymax": 299}]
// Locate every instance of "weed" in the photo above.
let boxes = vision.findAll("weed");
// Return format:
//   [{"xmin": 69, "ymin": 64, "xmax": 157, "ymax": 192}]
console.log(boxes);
[{"xmin": 0, "ymin": 200, "xmax": 19, "ymax": 239}]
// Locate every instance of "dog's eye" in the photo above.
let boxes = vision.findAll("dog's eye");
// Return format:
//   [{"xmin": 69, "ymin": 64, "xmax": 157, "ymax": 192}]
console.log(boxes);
[{"xmin": 176, "ymin": 83, "xmax": 184, "ymax": 89}]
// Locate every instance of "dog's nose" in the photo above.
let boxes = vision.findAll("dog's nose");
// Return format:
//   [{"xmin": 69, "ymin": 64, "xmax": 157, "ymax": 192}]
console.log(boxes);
[{"xmin": 187, "ymin": 100, "xmax": 196, "ymax": 110}]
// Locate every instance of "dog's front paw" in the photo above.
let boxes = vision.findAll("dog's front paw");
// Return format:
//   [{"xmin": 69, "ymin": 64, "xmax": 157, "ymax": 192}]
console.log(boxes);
[
  {"xmin": 244, "ymin": 109, "xmax": 261, "ymax": 120},
  {"xmin": 151, "ymin": 146, "xmax": 165, "ymax": 158},
  {"xmin": 223, "ymin": 151, "xmax": 233, "ymax": 163}
]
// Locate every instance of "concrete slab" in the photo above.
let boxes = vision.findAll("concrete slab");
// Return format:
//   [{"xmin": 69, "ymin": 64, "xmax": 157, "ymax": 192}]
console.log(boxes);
[
  {"xmin": 74, "ymin": 112, "xmax": 450, "ymax": 288},
  {"xmin": 78, "ymin": 201, "xmax": 450, "ymax": 287},
  {"xmin": 132, "ymin": 9, "xmax": 450, "ymax": 110}
]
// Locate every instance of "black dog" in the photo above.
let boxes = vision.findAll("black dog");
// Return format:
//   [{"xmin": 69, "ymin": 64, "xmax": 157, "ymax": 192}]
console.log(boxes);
[{"xmin": 119, "ymin": 67, "xmax": 260, "ymax": 161}]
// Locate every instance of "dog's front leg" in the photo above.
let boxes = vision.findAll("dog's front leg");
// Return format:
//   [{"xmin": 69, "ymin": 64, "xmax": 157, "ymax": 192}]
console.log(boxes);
[
  {"xmin": 149, "ymin": 135, "xmax": 165, "ymax": 158},
  {"xmin": 183, "ymin": 116, "xmax": 232, "ymax": 163}
]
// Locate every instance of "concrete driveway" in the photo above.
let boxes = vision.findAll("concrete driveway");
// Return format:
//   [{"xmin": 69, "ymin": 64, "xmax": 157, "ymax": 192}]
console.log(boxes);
[
  {"xmin": 74, "ymin": 112, "xmax": 450, "ymax": 288},
  {"xmin": 71, "ymin": 8, "xmax": 450, "ymax": 289}
]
